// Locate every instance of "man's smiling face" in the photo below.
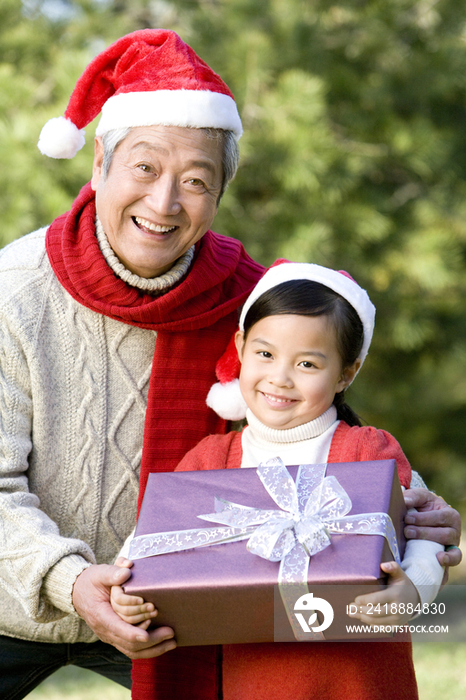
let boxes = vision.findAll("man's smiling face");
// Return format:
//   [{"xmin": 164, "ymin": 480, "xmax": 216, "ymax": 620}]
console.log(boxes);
[{"xmin": 91, "ymin": 125, "xmax": 223, "ymax": 279}]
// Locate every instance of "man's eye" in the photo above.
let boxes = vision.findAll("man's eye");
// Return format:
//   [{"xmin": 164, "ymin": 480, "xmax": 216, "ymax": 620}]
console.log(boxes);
[
  {"xmin": 188, "ymin": 178, "xmax": 205, "ymax": 187},
  {"xmin": 137, "ymin": 164, "xmax": 152, "ymax": 172}
]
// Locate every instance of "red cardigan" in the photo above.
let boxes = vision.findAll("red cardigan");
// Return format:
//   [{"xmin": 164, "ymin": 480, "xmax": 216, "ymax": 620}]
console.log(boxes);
[
  {"xmin": 177, "ymin": 421, "xmax": 412, "ymax": 488},
  {"xmin": 175, "ymin": 421, "xmax": 417, "ymax": 700}
]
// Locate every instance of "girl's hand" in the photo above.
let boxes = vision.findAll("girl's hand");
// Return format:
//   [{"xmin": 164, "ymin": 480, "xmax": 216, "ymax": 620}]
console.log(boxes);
[
  {"xmin": 111, "ymin": 557, "xmax": 159, "ymax": 627},
  {"xmin": 347, "ymin": 561, "xmax": 420, "ymax": 627}
]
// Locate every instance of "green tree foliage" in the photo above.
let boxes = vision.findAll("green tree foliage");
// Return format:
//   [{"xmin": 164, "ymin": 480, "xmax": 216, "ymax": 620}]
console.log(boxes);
[{"xmin": 1, "ymin": 0, "xmax": 466, "ymax": 509}]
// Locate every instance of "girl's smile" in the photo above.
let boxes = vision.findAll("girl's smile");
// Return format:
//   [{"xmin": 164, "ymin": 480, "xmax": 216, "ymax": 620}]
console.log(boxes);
[
  {"xmin": 235, "ymin": 314, "xmax": 359, "ymax": 431},
  {"xmin": 261, "ymin": 391, "xmax": 298, "ymax": 407}
]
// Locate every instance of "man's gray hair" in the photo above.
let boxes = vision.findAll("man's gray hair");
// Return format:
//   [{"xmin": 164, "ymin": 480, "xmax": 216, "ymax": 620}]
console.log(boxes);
[{"xmin": 101, "ymin": 126, "xmax": 239, "ymax": 201}]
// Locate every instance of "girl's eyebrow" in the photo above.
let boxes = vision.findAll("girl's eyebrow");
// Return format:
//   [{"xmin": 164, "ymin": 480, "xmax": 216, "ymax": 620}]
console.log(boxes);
[
  {"xmin": 300, "ymin": 350, "xmax": 327, "ymax": 359},
  {"xmin": 250, "ymin": 337, "xmax": 273, "ymax": 346}
]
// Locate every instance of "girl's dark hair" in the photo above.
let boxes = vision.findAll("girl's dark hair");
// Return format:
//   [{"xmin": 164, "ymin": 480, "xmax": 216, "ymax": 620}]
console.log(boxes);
[{"xmin": 243, "ymin": 279, "xmax": 364, "ymax": 427}]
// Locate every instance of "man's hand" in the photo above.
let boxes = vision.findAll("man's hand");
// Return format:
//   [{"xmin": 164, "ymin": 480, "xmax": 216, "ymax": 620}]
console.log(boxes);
[
  {"xmin": 403, "ymin": 488, "xmax": 462, "ymax": 568},
  {"xmin": 72, "ymin": 564, "xmax": 176, "ymax": 659}
]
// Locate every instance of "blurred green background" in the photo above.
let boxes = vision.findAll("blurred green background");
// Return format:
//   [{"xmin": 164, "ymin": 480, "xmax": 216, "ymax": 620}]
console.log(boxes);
[{"xmin": 2, "ymin": 3, "xmax": 466, "ymax": 695}]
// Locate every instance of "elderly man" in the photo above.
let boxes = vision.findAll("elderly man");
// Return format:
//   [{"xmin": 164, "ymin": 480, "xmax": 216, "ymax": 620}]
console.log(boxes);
[{"xmin": 0, "ymin": 29, "xmax": 461, "ymax": 700}]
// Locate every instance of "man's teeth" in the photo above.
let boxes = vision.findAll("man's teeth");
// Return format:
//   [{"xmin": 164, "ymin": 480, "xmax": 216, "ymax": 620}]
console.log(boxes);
[{"xmin": 135, "ymin": 217, "xmax": 175, "ymax": 233}]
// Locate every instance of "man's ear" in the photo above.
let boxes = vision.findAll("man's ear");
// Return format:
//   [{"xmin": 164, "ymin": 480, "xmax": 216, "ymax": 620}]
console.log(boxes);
[
  {"xmin": 337, "ymin": 358, "xmax": 362, "ymax": 392},
  {"xmin": 234, "ymin": 330, "xmax": 245, "ymax": 363},
  {"xmin": 91, "ymin": 137, "xmax": 104, "ymax": 191}
]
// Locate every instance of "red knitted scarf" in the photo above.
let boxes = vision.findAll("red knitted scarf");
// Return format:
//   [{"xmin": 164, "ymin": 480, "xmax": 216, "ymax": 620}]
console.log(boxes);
[{"xmin": 46, "ymin": 182, "xmax": 264, "ymax": 700}]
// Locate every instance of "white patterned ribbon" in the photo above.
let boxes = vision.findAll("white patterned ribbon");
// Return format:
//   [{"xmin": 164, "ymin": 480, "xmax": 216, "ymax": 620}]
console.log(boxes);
[{"xmin": 129, "ymin": 458, "xmax": 400, "ymax": 641}]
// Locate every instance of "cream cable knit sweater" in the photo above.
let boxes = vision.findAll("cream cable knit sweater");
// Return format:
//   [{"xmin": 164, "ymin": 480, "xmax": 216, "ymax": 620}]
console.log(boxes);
[{"xmin": 0, "ymin": 228, "xmax": 187, "ymax": 644}]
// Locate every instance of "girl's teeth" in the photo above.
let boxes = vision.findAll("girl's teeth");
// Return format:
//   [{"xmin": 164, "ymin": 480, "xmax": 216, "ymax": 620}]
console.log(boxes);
[
  {"xmin": 135, "ymin": 217, "xmax": 175, "ymax": 233},
  {"xmin": 264, "ymin": 393, "xmax": 292, "ymax": 403}
]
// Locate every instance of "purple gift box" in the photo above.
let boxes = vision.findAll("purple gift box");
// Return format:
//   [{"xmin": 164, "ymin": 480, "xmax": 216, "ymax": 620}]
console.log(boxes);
[{"xmin": 124, "ymin": 460, "xmax": 406, "ymax": 645}]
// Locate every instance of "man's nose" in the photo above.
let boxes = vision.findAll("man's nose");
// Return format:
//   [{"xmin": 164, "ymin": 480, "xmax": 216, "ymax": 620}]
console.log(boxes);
[{"xmin": 146, "ymin": 176, "xmax": 182, "ymax": 216}]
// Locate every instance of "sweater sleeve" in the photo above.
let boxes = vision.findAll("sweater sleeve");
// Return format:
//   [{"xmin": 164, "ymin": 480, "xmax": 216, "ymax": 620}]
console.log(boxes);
[
  {"xmin": 400, "ymin": 470, "xmax": 444, "ymax": 606},
  {"xmin": 0, "ymin": 310, "xmax": 95, "ymax": 624},
  {"xmin": 401, "ymin": 538, "xmax": 444, "ymax": 607},
  {"xmin": 409, "ymin": 469, "xmax": 427, "ymax": 489}
]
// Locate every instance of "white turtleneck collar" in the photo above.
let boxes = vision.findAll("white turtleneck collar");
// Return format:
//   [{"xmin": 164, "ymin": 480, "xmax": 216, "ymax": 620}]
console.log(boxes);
[
  {"xmin": 241, "ymin": 405, "xmax": 339, "ymax": 468},
  {"xmin": 95, "ymin": 216, "xmax": 194, "ymax": 294},
  {"xmin": 245, "ymin": 405, "xmax": 337, "ymax": 445}
]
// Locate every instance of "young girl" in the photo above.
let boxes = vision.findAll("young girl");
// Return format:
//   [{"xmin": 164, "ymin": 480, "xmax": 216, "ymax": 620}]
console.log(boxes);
[{"xmin": 113, "ymin": 263, "xmax": 444, "ymax": 700}]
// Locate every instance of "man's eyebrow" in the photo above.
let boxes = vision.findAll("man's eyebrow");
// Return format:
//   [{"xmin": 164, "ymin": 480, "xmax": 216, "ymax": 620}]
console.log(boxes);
[
  {"xmin": 189, "ymin": 160, "xmax": 217, "ymax": 175},
  {"xmin": 130, "ymin": 142, "xmax": 217, "ymax": 175},
  {"xmin": 130, "ymin": 141, "xmax": 169, "ymax": 155}
]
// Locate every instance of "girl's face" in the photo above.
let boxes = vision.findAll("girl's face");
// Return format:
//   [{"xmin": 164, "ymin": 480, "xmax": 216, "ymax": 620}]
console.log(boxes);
[{"xmin": 235, "ymin": 314, "xmax": 360, "ymax": 431}]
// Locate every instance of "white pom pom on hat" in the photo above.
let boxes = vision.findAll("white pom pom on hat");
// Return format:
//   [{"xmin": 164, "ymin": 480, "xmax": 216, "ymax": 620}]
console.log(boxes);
[
  {"xmin": 38, "ymin": 116, "xmax": 86, "ymax": 159},
  {"xmin": 37, "ymin": 28, "xmax": 242, "ymax": 160},
  {"xmin": 206, "ymin": 333, "xmax": 248, "ymax": 421},
  {"xmin": 206, "ymin": 261, "xmax": 376, "ymax": 421},
  {"xmin": 206, "ymin": 379, "xmax": 247, "ymax": 421}
]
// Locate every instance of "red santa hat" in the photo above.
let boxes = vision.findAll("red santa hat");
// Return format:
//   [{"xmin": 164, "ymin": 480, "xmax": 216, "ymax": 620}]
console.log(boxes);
[
  {"xmin": 38, "ymin": 29, "xmax": 242, "ymax": 159},
  {"xmin": 206, "ymin": 262, "xmax": 376, "ymax": 421}
]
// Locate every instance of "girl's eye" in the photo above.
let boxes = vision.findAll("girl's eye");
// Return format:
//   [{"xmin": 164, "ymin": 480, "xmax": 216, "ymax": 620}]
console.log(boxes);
[
  {"xmin": 299, "ymin": 361, "xmax": 316, "ymax": 369},
  {"xmin": 258, "ymin": 351, "xmax": 273, "ymax": 359}
]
